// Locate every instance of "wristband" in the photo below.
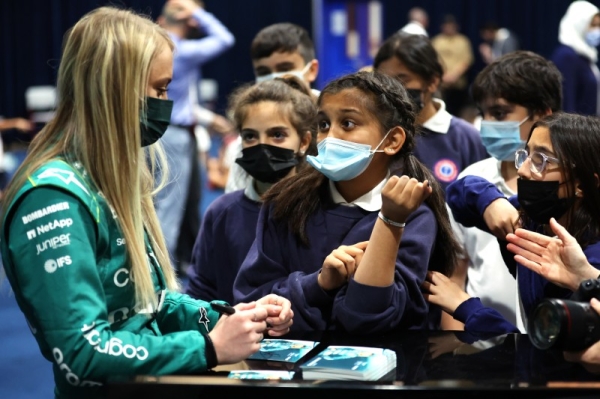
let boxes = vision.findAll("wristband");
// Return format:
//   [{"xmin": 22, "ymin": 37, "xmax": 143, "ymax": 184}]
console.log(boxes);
[
  {"xmin": 378, "ymin": 211, "xmax": 406, "ymax": 228},
  {"xmin": 204, "ymin": 334, "xmax": 218, "ymax": 369}
]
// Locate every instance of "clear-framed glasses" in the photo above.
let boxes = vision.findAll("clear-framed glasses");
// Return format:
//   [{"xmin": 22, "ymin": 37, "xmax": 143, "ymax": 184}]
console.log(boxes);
[{"xmin": 514, "ymin": 149, "xmax": 561, "ymax": 174}]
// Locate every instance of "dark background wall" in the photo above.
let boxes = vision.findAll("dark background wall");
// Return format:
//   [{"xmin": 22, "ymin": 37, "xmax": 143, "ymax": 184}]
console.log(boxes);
[{"xmin": 1, "ymin": 0, "xmax": 599, "ymax": 119}]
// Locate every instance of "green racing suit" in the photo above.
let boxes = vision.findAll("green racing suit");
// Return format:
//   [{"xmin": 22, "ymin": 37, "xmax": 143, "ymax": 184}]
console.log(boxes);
[{"xmin": 1, "ymin": 158, "xmax": 225, "ymax": 398}]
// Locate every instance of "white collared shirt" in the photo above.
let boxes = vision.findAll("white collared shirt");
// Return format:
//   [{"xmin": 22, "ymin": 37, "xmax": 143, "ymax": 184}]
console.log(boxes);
[
  {"xmin": 328, "ymin": 171, "xmax": 390, "ymax": 211},
  {"xmin": 421, "ymin": 98, "xmax": 453, "ymax": 134},
  {"xmin": 243, "ymin": 179, "xmax": 262, "ymax": 202}
]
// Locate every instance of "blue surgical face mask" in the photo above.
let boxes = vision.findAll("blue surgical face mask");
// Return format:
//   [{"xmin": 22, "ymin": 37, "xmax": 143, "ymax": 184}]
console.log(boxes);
[
  {"xmin": 479, "ymin": 116, "xmax": 528, "ymax": 161},
  {"xmin": 255, "ymin": 62, "xmax": 312, "ymax": 83},
  {"xmin": 306, "ymin": 131, "xmax": 391, "ymax": 181},
  {"xmin": 586, "ymin": 28, "xmax": 600, "ymax": 47}
]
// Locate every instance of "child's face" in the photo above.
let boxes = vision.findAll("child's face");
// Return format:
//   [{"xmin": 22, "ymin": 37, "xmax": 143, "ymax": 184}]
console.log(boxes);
[
  {"xmin": 479, "ymin": 97, "xmax": 534, "ymax": 142},
  {"xmin": 375, "ymin": 56, "xmax": 435, "ymax": 104},
  {"xmin": 518, "ymin": 126, "xmax": 568, "ymax": 197},
  {"xmin": 240, "ymin": 101, "xmax": 306, "ymax": 154},
  {"xmin": 317, "ymin": 89, "xmax": 386, "ymax": 150},
  {"xmin": 253, "ymin": 50, "xmax": 316, "ymax": 84}
]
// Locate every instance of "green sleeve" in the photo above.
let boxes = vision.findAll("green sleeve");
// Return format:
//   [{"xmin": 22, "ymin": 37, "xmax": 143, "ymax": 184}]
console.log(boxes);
[
  {"xmin": 7, "ymin": 187, "xmax": 214, "ymax": 386},
  {"xmin": 155, "ymin": 291, "xmax": 226, "ymax": 334}
]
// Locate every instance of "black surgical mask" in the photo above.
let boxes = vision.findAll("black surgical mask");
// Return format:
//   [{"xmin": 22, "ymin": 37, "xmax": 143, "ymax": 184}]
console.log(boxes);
[
  {"xmin": 406, "ymin": 89, "xmax": 424, "ymax": 113},
  {"xmin": 235, "ymin": 144, "xmax": 299, "ymax": 183},
  {"xmin": 517, "ymin": 179, "xmax": 575, "ymax": 225},
  {"xmin": 140, "ymin": 97, "xmax": 173, "ymax": 147}
]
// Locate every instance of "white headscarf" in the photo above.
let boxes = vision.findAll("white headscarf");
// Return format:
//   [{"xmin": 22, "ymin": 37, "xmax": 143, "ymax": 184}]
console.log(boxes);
[{"xmin": 558, "ymin": 0, "xmax": 599, "ymax": 62}]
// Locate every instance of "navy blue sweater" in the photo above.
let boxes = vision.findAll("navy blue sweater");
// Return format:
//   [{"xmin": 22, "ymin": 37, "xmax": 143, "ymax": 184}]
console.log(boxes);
[
  {"xmin": 186, "ymin": 190, "xmax": 261, "ymax": 304},
  {"xmin": 233, "ymin": 197, "xmax": 440, "ymax": 334},
  {"xmin": 414, "ymin": 117, "xmax": 488, "ymax": 191},
  {"xmin": 446, "ymin": 175, "xmax": 600, "ymax": 321}
]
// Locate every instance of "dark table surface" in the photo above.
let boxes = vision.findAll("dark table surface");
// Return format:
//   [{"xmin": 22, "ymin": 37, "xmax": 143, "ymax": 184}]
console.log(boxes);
[{"xmin": 108, "ymin": 330, "xmax": 600, "ymax": 398}]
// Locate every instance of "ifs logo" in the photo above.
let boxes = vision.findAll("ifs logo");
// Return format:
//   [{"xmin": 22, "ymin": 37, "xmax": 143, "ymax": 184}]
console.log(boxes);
[{"xmin": 44, "ymin": 256, "xmax": 72, "ymax": 273}]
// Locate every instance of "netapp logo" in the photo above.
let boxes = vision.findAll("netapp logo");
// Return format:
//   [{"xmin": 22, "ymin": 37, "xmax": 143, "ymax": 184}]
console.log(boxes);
[
  {"xmin": 26, "ymin": 218, "xmax": 73, "ymax": 240},
  {"xmin": 22, "ymin": 202, "xmax": 69, "ymax": 224}
]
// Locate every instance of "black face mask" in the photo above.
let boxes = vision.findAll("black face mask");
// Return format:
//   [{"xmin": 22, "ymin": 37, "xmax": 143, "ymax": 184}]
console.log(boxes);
[
  {"xmin": 235, "ymin": 144, "xmax": 299, "ymax": 184},
  {"xmin": 140, "ymin": 97, "xmax": 173, "ymax": 147},
  {"xmin": 406, "ymin": 88, "xmax": 424, "ymax": 113},
  {"xmin": 517, "ymin": 179, "xmax": 576, "ymax": 225}
]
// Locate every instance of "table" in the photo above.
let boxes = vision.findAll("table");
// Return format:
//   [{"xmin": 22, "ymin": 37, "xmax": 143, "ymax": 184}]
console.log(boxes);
[{"xmin": 107, "ymin": 330, "xmax": 600, "ymax": 398}]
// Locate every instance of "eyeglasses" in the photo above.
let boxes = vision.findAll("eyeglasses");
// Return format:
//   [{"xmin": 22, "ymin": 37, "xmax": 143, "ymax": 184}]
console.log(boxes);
[{"xmin": 515, "ymin": 149, "xmax": 561, "ymax": 174}]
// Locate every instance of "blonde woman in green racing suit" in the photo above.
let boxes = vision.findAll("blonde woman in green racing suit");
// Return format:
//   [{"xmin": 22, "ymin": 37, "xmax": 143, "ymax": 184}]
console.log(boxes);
[{"xmin": 0, "ymin": 5, "xmax": 293, "ymax": 399}]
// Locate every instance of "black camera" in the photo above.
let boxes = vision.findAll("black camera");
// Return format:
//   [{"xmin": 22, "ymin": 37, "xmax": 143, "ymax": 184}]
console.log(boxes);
[{"xmin": 528, "ymin": 278, "xmax": 600, "ymax": 351}]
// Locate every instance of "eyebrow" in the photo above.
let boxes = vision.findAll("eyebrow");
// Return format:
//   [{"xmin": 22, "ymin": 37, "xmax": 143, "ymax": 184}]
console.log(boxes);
[
  {"xmin": 484, "ymin": 104, "xmax": 513, "ymax": 113},
  {"xmin": 529, "ymin": 144, "xmax": 556, "ymax": 156},
  {"xmin": 274, "ymin": 62, "xmax": 297, "ymax": 70}
]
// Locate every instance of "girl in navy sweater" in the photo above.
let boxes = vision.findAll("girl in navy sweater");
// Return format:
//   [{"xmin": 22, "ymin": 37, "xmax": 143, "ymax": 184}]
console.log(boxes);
[
  {"xmin": 233, "ymin": 71, "xmax": 463, "ymax": 334},
  {"xmin": 186, "ymin": 77, "xmax": 317, "ymax": 304},
  {"xmin": 447, "ymin": 113, "xmax": 600, "ymax": 332}
]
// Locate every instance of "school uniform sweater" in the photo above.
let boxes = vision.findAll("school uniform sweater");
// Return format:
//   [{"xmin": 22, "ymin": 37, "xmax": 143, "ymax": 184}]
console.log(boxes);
[
  {"xmin": 186, "ymin": 189, "xmax": 261, "ymax": 304},
  {"xmin": 414, "ymin": 99, "xmax": 488, "ymax": 191},
  {"xmin": 233, "ymin": 189, "xmax": 440, "ymax": 334},
  {"xmin": 446, "ymin": 175, "xmax": 600, "ymax": 330}
]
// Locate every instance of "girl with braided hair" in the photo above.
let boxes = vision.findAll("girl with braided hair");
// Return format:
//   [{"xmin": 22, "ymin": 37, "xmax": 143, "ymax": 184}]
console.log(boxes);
[{"xmin": 233, "ymin": 70, "xmax": 463, "ymax": 333}]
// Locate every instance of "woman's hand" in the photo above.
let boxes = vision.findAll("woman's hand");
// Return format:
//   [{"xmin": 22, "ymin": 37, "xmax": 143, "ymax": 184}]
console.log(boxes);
[
  {"xmin": 208, "ymin": 302, "xmax": 268, "ymax": 364},
  {"xmin": 318, "ymin": 241, "xmax": 368, "ymax": 291}
]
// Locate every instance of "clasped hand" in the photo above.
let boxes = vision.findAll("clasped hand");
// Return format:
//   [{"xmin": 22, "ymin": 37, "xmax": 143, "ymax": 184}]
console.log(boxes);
[{"xmin": 208, "ymin": 295, "xmax": 293, "ymax": 365}]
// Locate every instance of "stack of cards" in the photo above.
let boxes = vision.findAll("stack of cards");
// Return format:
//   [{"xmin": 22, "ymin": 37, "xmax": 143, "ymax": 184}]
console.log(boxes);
[{"xmin": 300, "ymin": 345, "xmax": 397, "ymax": 381}]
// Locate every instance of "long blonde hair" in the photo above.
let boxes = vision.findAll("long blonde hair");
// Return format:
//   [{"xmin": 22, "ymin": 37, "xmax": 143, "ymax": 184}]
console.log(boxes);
[{"xmin": 2, "ymin": 6, "xmax": 179, "ymax": 309}]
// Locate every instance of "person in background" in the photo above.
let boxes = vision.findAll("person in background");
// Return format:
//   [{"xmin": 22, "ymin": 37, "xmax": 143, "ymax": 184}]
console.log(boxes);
[
  {"xmin": 550, "ymin": 0, "xmax": 600, "ymax": 116},
  {"xmin": 447, "ymin": 112, "xmax": 600, "ymax": 333},
  {"xmin": 0, "ymin": 7, "xmax": 292, "ymax": 399},
  {"xmin": 400, "ymin": 7, "xmax": 429, "ymax": 37},
  {"xmin": 431, "ymin": 14, "xmax": 475, "ymax": 117},
  {"xmin": 186, "ymin": 76, "xmax": 317, "ymax": 304},
  {"xmin": 234, "ymin": 71, "xmax": 463, "ymax": 334},
  {"xmin": 156, "ymin": 0, "xmax": 235, "ymax": 273},
  {"xmin": 224, "ymin": 22, "xmax": 319, "ymax": 194},
  {"xmin": 446, "ymin": 51, "xmax": 563, "ymax": 330},
  {"xmin": 479, "ymin": 21, "xmax": 519, "ymax": 65},
  {"xmin": 0, "ymin": 116, "xmax": 33, "ymax": 193},
  {"xmin": 374, "ymin": 32, "xmax": 488, "ymax": 190}
]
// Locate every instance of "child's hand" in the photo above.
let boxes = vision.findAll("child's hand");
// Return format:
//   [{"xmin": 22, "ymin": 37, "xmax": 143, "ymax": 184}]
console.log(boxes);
[
  {"xmin": 380, "ymin": 176, "xmax": 432, "ymax": 225},
  {"xmin": 422, "ymin": 271, "xmax": 471, "ymax": 315},
  {"xmin": 483, "ymin": 198, "xmax": 520, "ymax": 240},
  {"xmin": 318, "ymin": 241, "xmax": 368, "ymax": 291}
]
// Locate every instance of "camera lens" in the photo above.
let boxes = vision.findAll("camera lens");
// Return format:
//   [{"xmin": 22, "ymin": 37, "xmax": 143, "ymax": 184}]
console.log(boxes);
[
  {"xmin": 529, "ymin": 299, "xmax": 564, "ymax": 350},
  {"xmin": 529, "ymin": 299, "xmax": 600, "ymax": 351}
]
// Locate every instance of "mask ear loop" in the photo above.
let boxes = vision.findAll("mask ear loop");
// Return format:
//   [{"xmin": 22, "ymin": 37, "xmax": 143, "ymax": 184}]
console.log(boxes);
[{"xmin": 371, "ymin": 129, "xmax": 394, "ymax": 153}]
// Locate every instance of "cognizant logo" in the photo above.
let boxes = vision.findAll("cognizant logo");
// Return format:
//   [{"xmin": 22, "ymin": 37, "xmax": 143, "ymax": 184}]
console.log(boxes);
[
  {"xmin": 81, "ymin": 322, "xmax": 149, "ymax": 360},
  {"xmin": 52, "ymin": 347, "xmax": 102, "ymax": 387}
]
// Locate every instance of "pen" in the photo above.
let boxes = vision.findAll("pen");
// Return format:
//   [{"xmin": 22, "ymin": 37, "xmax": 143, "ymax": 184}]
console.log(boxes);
[
  {"xmin": 211, "ymin": 303, "xmax": 236, "ymax": 315},
  {"xmin": 212, "ymin": 302, "xmax": 273, "ymax": 328}
]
